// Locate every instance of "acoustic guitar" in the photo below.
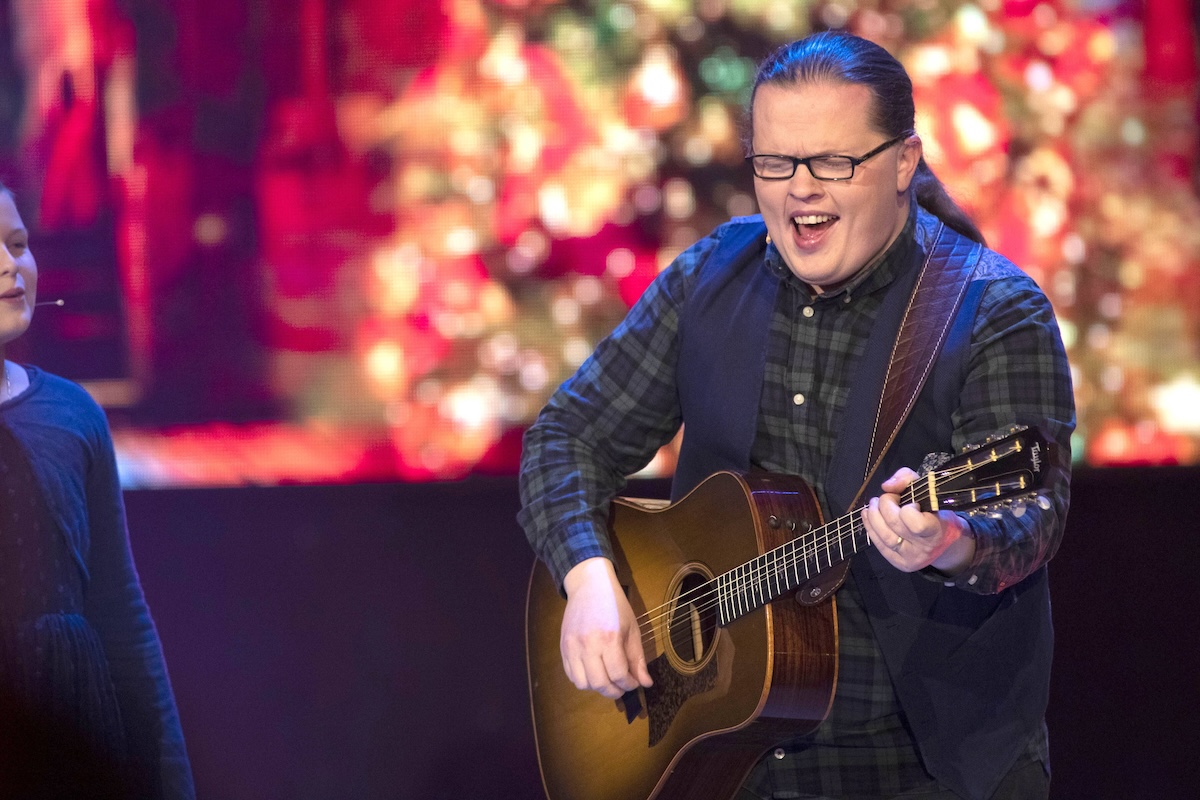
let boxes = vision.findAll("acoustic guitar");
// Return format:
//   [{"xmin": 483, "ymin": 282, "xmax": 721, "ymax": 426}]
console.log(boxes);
[{"xmin": 525, "ymin": 426, "xmax": 1056, "ymax": 800}]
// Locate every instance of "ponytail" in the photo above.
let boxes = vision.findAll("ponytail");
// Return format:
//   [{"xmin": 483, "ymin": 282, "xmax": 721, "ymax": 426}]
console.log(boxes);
[{"xmin": 912, "ymin": 158, "xmax": 986, "ymax": 245}]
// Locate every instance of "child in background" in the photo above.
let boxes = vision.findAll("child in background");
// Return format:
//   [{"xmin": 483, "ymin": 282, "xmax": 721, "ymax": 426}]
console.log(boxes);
[{"xmin": 0, "ymin": 182, "xmax": 194, "ymax": 798}]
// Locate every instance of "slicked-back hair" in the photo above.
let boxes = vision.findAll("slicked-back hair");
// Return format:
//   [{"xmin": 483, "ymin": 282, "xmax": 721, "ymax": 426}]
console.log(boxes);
[{"xmin": 746, "ymin": 32, "xmax": 985, "ymax": 245}]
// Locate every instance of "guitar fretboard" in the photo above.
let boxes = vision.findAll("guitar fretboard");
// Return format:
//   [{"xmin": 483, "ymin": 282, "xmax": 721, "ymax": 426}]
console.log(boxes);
[
  {"xmin": 713, "ymin": 513, "xmax": 869, "ymax": 626},
  {"xmin": 712, "ymin": 481, "xmax": 925, "ymax": 627},
  {"xmin": 703, "ymin": 432, "xmax": 1041, "ymax": 628}
]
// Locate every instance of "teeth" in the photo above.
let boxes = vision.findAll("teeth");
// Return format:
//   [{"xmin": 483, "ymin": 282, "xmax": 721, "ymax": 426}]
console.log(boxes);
[{"xmin": 793, "ymin": 214, "xmax": 835, "ymax": 226}]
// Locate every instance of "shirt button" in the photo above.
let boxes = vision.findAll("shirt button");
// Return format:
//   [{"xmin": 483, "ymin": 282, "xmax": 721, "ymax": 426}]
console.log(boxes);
[
  {"xmin": 792, "ymin": 393, "xmax": 805, "ymax": 406},
  {"xmin": 802, "ymin": 306, "xmax": 814, "ymax": 318},
  {"xmin": 773, "ymin": 748, "xmax": 786, "ymax": 760},
  {"xmin": 842, "ymin": 294, "xmax": 852, "ymax": 304},
  {"xmin": 967, "ymin": 575, "xmax": 979, "ymax": 585}
]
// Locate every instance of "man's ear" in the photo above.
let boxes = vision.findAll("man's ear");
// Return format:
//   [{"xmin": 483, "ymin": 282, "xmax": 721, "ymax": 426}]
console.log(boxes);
[{"xmin": 896, "ymin": 134, "xmax": 922, "ymax": 193}]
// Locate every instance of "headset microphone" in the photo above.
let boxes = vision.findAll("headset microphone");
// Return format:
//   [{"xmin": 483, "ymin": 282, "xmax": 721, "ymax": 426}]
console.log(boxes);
[{"xmin": 35, "ymin": 299, "xmax": 65, "ymax": 307}]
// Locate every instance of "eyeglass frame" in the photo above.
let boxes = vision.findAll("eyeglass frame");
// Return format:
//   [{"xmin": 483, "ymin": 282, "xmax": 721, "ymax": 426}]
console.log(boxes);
[{"xmin": 745, "ymin": 132, "xmax": 914, "ymax": 182}]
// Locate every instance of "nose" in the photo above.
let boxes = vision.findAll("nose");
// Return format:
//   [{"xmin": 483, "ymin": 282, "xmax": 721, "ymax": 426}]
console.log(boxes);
[{"xmin": 787, "ymin": 165, "xmax": 826, "ymax": 200}]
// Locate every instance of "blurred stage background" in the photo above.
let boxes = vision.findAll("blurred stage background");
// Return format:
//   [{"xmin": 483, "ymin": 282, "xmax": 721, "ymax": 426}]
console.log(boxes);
[{"xmin": 4, "ymin": 0, "xmax": 1198, "ymax": 797}]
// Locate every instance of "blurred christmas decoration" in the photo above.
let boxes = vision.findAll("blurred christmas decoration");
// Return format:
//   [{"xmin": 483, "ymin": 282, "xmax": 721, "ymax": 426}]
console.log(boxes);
[
  {"xmin": 320, "ymin": 0, "xmax": 1200, "ymax": 477},
  {"xmin": 59, "ymin": 0, "xmax": 1200, "ymax": 483}
]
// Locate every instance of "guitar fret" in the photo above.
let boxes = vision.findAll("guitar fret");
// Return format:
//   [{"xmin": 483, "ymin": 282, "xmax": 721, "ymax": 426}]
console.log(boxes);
[
  {"xmin": 717, "ymin": 507, "xmax": 884, "ymax": 627},
  {"xmin": 716, "ymin": 573, "xmax": 727, "ymax": 626},
  {"xmin": 732, "ymin": 566, "xmax": 746, "ymax": 621},
  {"xmin": 759, "ymin": 561, "xmax": 769, "ymax": 607},
  {"xmin": 754, "ymin": 557, "xmax": 762, "ymax": 603},
  {"xmin": 715, "ymin": 513, "xmax": 880, "ymax": 628},
  {"xmin": 755, "ymin": 556, "xmax": 765, "ymax": 607},
  {"xmin": 726, "ymin": 569, "xmax": 737, "ymax": 623}
]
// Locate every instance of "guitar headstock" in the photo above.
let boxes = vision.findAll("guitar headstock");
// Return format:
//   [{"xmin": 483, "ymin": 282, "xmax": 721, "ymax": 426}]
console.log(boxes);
[{"xmin": 924, "ymin": 426, "xmax": 1057, "ymax": 517}]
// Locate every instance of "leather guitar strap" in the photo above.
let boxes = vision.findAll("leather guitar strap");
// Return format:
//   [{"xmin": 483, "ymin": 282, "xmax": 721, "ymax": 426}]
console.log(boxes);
[{"xmin": 797, "ymin": 222, "xmax": 982, "ymax": 606}]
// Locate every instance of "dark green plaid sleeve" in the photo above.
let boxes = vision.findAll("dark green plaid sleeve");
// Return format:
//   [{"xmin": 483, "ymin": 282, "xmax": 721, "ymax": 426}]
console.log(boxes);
[
  {"xmin": 517, "ymin": 229, "xmax": 726, "ymax": 588},
  {"xmin": 939, "ymin": 260, "xmax": 1076, "ymax": 594}
]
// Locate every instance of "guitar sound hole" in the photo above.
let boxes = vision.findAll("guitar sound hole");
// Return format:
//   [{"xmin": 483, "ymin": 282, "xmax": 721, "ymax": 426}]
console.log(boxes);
[{"xmin": 666, "ymin": 570, "xmax": 718, "ymax": 672}]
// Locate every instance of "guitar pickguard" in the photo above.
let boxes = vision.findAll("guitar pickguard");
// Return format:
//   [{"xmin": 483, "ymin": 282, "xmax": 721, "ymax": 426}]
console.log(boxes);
[{"xmin": 643, "ymin": 653, "xmax": 719, "ymax": 747}]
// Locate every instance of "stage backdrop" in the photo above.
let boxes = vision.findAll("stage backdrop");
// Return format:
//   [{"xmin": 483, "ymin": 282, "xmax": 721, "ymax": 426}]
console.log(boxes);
[
  {"xmin": 124, "ymin": 466, "xmax": 1200, "ymax": 798},
  {"xmin": 3, "ymin": 0, "xmax": 1200, "ymax": 487}
]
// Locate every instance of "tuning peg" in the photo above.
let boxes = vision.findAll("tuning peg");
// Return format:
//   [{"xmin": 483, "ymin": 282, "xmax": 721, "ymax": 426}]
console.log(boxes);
[
  {"xmin": 1011, "ymin": 501, "xmax": 1027, "ymax": 518},
  {"xmin": 1035, "ymin": 495, "xmax": 1052, "ymax": 510},
  {"xmin": 988, "ymin": 510, "xmax": 1003, "ymax": 519}
]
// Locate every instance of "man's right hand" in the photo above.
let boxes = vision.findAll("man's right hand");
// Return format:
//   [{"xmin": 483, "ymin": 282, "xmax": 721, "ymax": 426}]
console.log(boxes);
[{"xmin": 559, "ymin": 557, "xmax": 654, "ymax": 699}]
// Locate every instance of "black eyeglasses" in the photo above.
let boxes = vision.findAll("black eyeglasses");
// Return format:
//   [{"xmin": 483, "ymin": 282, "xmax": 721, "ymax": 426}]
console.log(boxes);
[{"xmin": 746, "ymin": 133, "xmax": 911, "ymax": 181}]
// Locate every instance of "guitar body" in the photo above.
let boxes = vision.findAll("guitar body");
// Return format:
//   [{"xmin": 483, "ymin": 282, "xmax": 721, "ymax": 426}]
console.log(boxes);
[
  {"xmin": 526, "ymin": 471, "xmax": 838, "ymax": 800},
  {"xmin": 527, "ymin": 426, "xmax": 1057, "ymax": 799}
]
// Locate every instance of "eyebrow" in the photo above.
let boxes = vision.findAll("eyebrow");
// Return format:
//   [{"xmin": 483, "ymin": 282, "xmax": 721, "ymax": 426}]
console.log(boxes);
[{"xmin": 756, "ymin": 149, "xmax": 845, "ymax": 158}]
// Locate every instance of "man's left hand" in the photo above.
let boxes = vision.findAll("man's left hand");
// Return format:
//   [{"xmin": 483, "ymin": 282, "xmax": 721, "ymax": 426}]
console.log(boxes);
[{"xmin": 861, "ymin": 467, "xmax": 975, "ymax": 575}]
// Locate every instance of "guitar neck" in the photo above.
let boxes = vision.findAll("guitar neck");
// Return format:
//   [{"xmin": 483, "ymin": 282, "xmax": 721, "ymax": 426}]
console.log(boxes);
[
  {"xmin": 713, "ymin": 483, "xmax": 921, "ymax": 627},
  {"xmin": 710, "ymin": 427, "xmax": 1050, "ymax": 627}
]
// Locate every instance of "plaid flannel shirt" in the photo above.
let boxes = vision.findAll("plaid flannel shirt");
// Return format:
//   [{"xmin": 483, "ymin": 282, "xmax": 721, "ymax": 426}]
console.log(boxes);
[{"xmin": 519, "ymin": 207, "xmax": 1075, "ymax": 796}]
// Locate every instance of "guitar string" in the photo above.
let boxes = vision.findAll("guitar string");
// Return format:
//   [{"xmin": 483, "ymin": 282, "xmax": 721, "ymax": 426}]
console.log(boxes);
[
  {"xmin": 661, "ymin": 456, "xmax": 993, "ymax": 621},
  {"xmin": 634, "ymin": 507, "xmax": 882, "ymax": 649},
  {"xmin": 632, "ymin": 460, "xmax": 989, "ymax": 649},
  {"xmin": 631, "ymin": 483, "xmax": 922, "ymax": 648},
  {"xmin": 633, "ymin": 436, "xmax": 1023, "ymax": 637},
  {"xmin": 634, "ymin": 482, "xmax": 909, "ymax": 633},
  {"xmin": 678, "ymin": 455, "xmax": 1003, "ymax": 625},
  {"xmin": 642, "ymin": 454, "xmax": 1032, "ymax": 654},
  {"xmin": 638, "ymin": 507, "xmax": 885, "ymax": 653},
  {"xmin": 633, "ymin": 466, "xmax": 989, "ymax": 652}
]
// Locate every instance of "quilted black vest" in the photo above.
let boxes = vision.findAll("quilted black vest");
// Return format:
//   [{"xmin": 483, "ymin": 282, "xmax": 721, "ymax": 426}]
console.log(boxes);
[{"xmin": 673, "ymin": 212, "xmax": 1053, "ymax": 800}]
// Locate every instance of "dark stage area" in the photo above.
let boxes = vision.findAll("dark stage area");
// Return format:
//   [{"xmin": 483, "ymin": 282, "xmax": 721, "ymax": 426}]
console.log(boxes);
[{"xmin": 125, "ymin": 467, "xmax": 1199, "ymax": 799}]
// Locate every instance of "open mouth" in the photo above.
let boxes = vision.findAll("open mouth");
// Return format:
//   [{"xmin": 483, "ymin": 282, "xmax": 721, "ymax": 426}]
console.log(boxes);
[
  {"xmin": 793, "ymin": 213, "xmax": 838, "ymax": 230},
  {"xmin": 792, "ymin": 214, "xmax": 838, "ymax": 244}
]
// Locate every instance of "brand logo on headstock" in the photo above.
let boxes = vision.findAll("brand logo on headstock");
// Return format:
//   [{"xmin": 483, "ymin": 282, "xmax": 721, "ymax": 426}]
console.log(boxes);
[{"xmin": 1030, "ymin": 442, "xmax": 1042, "ymax": 472}]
